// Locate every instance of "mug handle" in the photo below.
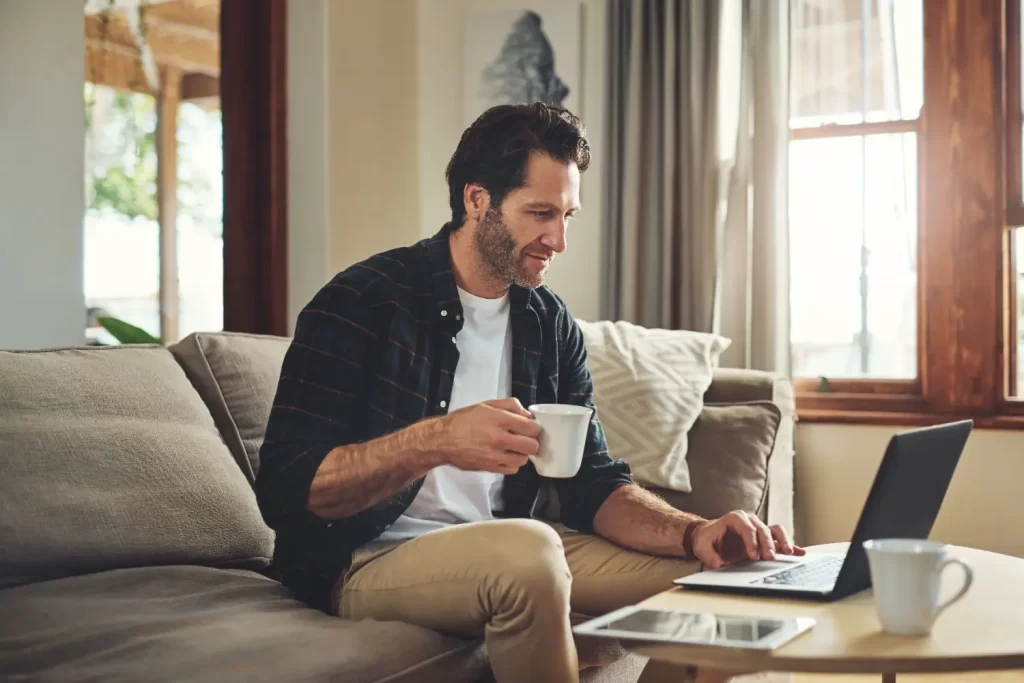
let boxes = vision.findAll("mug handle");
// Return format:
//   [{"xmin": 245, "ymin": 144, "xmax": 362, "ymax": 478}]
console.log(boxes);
[{"xmin": 933, "ymin": 556, "xmax": 974, "ymax": 621}]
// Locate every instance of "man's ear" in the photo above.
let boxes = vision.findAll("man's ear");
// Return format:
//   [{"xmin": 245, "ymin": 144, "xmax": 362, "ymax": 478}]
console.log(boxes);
[{"xmin": 463, "ymin": 183, "xmax": 490, "ymax": 222}]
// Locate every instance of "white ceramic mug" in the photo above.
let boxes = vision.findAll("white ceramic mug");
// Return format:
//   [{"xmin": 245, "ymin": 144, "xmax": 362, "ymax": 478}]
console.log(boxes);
[
  {"xmin": 527, "ymin": 404, "xmax": 593, "ymax": 478},
  {"xmin": 862, "ymin": 538, "xmax": 974, "ymax": 636}
]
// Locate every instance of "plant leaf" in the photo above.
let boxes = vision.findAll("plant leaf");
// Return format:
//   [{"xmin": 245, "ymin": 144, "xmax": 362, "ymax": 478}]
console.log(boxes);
[{"xmin": 97, "ymin": 316, "xmax": 162, "ymax": 345}]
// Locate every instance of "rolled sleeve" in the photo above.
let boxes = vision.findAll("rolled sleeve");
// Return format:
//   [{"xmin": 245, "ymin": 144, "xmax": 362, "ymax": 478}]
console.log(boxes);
[
  {"xmin": 551, "ymin": 309, "xmax": 633, "ymax": 533},
  {"xmin": 255, "ymin": 279, "xmax": 374, "ymax": 534}
]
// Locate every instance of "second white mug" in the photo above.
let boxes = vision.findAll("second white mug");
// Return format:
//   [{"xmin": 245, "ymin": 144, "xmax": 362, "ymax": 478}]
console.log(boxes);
[
  {"xmin": 527, "ymin": 404, "xmax": 593, "ymax": 478},
  {"xmin": 863, "ymin": 538, "xmax": 973, "ymax": 636}
]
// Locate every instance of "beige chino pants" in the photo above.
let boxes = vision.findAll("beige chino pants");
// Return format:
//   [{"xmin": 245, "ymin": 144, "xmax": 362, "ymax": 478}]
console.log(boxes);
[{"xmin": 335, "ymin": 519, "xmax": 706, "ymax": 683}]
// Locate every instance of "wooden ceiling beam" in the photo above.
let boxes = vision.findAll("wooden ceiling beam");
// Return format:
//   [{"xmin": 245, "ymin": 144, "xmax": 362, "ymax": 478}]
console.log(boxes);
[
  {"xmin": 180, "ymin": 72, "xmax": 219, "ymax": 100},
  {"xmin": 144, "ymin": 2, "xmax": 218, "ymax": 36},
  {"xmin": 85, "ymin": 12, "xmax": 219, "ymax": 77},
  {"xmin": 86, "ymin": 46, "xmax": 155, "ymax": 95}
]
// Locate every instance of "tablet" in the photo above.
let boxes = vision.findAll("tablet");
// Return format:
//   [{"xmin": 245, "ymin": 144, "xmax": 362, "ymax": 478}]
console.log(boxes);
[{"xmin": 572, "ymin": 605, "xmax": 815, "ymax": 650}]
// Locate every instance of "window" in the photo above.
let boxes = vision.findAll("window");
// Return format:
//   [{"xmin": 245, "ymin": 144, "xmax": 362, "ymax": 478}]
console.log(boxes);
[
  {"xmin": 84, "ymin": 2, "xmax": 222, "ymax": 345},
  {"xmin": 792, "ymin": 0, "xmax": 1023, "ymax": 426}
]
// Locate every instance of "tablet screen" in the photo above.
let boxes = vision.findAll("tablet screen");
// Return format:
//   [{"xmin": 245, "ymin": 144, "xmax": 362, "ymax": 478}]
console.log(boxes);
[{"xmin": 594, "ymin": 609, "xmax": 785, "ymax": 643}]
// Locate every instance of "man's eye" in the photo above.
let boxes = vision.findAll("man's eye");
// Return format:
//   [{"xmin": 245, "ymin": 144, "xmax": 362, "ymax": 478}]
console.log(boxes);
[{"xmin": 532, "ymin": 211, "xmax": 553, "ymax": 218}]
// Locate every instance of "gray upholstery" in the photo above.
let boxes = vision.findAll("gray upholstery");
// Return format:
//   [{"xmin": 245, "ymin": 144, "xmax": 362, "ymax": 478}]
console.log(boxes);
[
  {"xmin": 170, "ymin": 332, "xmax": 290, "ymax": 483},
  {"xmin": 0, "ymin": 336, "xmax": 795, "ymax": 683},
  {"xmin": 0, "ymin": 346, "xmax": 275, "ymax": 590},
  {"xmin": 0, "ymin": 566, "xmax": 488, "ymax": 683},
  {"xmin": 651, "ymin": 401, "xmax": 781, "ymax": 520}
]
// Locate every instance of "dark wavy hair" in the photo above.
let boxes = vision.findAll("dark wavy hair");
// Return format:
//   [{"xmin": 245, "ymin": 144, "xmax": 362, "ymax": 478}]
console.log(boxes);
[{"xmin": 445, "ymin": 103, "xmax": 590, "ymax": 228}]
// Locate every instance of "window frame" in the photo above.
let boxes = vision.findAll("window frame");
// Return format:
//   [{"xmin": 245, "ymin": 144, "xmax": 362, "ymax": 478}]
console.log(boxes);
[{"xmin": 793, "ymin": 0, "xmax": 1024, "ymax": 429}]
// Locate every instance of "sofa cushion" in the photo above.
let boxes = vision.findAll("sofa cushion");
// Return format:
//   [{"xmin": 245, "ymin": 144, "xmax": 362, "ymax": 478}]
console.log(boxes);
[
  {"xmin": 650, "ymin": 401, "xmax": 781, "ymax": 520},
  {"xmin": 170, "ymin": 332, "xmax": 290, "ymax": 483},
  {"xmin": 576, "ymin": 320, "xmax": 730, "ymax": 492},
  {"xmin": 0, "ymin": 346, "xmax": 275, "ymax": 590},
  {"xmin": 0, "ymin": 566, "xmax": 488, "ymax": 683}
]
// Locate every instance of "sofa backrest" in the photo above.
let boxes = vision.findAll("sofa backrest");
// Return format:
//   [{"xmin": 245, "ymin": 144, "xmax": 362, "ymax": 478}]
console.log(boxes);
[
  {"xmin": 0, "ymin": 346, "xmax": 275, "ymax": 590},
  {"xmin": 170, "ymin": 332, "xmax": 290, "ymax": 484}
]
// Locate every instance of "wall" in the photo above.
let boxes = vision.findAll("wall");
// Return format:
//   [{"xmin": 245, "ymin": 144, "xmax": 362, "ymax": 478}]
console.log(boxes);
[
  {"xmin": 326, "ymin": 0, "xmax": 421, "ymax": 274},
  {"xmin": 795, "ymin": 424, "xmax": 1024, "ymax": 558},
  {"xmin": 417, "ymin": 0, "xmax": 607, "ymax": 321},
  {"xmin": 286, "ymin": 0, "xmax": 330, "ymax": 331},
  {"xmin": 0, "ymin": 1, "xmax": 85, "ymax": 349}
]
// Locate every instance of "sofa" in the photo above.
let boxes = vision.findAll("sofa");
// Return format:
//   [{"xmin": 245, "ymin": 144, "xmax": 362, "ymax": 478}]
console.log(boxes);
[{"xmin": 0, "ymin": 331, "xmax": 794, "ymax": 683}]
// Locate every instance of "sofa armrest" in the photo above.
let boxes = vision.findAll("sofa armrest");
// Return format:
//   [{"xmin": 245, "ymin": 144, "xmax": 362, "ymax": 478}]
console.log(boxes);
[
  {"xmin": 702, "ymin": 369, "xmax": 796, "ymax": 538},
  {"xmin": 704, "ymin": 368, "xmax": 794, "ymax": 409}
]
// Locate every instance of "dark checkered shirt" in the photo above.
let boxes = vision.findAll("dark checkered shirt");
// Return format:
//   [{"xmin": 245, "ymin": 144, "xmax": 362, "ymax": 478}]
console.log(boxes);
[{"xmin": 256, "ymin": 225, "xmax": 633, "ymax": 611}]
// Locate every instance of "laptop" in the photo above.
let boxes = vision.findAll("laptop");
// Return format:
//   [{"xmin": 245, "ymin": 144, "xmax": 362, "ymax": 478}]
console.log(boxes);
[{"xmin": 674, "ymin": 420, "xmax": 973, "ymax": 601}]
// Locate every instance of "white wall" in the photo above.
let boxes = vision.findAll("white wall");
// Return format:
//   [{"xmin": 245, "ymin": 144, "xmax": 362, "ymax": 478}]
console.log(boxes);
[
  {"xmin": 416, "ymin": 0, "xmax": 607, "ymax": 321},
  {"xmin": 795, "ymin": 424, "xmax": 1024, "ymax": 558},
  {"xmin": 287, "ymin": 0, "xmax": 331, "ymax": 332},
  {"xmin": 0, "ymin": 1, "xmax": 85, "ymax": 349}
]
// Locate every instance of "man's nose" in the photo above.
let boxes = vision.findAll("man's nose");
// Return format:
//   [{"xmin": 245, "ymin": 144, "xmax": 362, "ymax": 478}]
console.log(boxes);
[{"xmin": 540, "ymin": 220, "xmax": 568, "ymax": 254}]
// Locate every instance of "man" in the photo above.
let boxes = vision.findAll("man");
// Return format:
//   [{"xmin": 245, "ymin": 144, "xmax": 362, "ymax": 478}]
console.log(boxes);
[{"xmin": 257, "ymin": 103, "xmax": 803, "ymax": 683}]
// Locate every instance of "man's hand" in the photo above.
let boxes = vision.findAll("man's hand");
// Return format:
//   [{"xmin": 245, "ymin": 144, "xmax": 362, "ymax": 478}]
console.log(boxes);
[
  {"xmin": 691, "ymin": 510, "xmax": 806, "ymax": 569},
  {"xmin": 439, "ymin": 398, "xmax": 541, "ymax": 475}
]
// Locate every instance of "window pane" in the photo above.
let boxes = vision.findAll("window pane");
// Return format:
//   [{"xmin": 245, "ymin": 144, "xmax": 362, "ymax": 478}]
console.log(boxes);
[
  {"xmin": 177, "ymin": 102, "xmax": 224, "ymax": 340},
  {"xmin": 790, "ymin": 0, "xmax": 923, "ymax": 127},
  {"xmin": 789, "ymin": 133, "xmax": 917, "ymax": 379},
  {"xmin": 84, "ymin": 84, "xmax": 160, "ymax": 344}
]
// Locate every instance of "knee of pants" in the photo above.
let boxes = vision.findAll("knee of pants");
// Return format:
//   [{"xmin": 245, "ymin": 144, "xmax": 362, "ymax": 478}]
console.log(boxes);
[{"xmin": 483, "ymin": 520, "xmax": 571, "ymax": 606}]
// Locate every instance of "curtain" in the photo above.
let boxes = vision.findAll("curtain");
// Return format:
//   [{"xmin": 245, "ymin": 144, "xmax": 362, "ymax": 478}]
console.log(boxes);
[{"xmin": 601, "ymin": 0, "xmax": 791, "ymax": 374}]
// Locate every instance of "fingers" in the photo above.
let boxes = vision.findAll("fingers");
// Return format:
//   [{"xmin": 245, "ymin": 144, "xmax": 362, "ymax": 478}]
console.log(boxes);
[
  {"xmin": 496, "ymin": 410, "xmax": 542, "ymax": 438},
  {"xmin": 725, "ymin": 513, "xmax": 760, "ymax": 561},
  {"xmin": 495, "ymin": 452, "xmax": 529, "ymax": 474},
  {"xmin": 485, "ymin": 397, "xmax": 531, "ymax": 418},
  {"xmin": 497, "ymin": 432, "xmax": 540, "ymax": 456},
  {"xmin": 769, "ymin": 524, "xmax": 795, "ymax": 555},
  {"xmin": 750, "ymin": 516, "xmax": 777, "ymax": 560}
]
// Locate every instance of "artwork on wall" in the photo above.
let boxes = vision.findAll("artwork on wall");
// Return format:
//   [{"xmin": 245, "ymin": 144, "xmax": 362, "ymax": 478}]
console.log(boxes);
[{"xmin": 463, "ymin": 3, "xmax": 581, "ymax": 126}]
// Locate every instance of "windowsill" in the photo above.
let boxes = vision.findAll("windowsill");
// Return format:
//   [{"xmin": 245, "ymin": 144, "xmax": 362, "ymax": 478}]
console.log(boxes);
[{"xmin": 796, "ymin": 407, "xmax": 1024, "ymax": 430}]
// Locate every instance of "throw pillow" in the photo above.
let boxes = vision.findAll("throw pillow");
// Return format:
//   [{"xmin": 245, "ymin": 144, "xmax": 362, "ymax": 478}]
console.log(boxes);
[
  {"xmin": 170, "ymin": 332, "xmax": 290, "ymax": 484},
  {"xmin": 650, "ymin": 401, "xmax": 782, "ymax": 520},
  {"xmin": 575, "ymin": 319, "xmax": 729, "ymax": 492}
]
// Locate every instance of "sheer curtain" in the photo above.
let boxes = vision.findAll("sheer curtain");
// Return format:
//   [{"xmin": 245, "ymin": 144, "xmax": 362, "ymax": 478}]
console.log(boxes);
[{"xmin": 601, "ymin": 0, "xmax": 791, "ymax": 373}]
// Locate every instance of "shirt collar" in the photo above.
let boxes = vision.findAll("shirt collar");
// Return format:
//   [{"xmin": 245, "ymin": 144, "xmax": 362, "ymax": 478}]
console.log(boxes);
[{"xmin": 426, "ymin": 224, "xmax": 535, "ymax": 318}]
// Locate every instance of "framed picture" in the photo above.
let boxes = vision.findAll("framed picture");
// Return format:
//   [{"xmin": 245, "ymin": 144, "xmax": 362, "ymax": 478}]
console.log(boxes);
[{"xmin": 463, "ymin": 4, "xmax": 582, "ymax": 125}]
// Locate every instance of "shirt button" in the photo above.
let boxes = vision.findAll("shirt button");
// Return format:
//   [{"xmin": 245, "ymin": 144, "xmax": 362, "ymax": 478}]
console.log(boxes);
[
  {"xmin": 439, "ymin": 400, "xmax": 447, "ymax": 408},
  {"xmin": 455, "ymin": 314, "xmax": 461, "ymax": 320},
  {"xmin": 451, "ymin": 336, "xmax": 457, "ymax": 344},
  {"xmin": 441, "ymin": 310, "xmax": 448, "ymax": 317}
]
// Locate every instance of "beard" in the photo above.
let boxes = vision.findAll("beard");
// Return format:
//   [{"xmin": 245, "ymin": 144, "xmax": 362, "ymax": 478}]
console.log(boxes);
[{"xmin": 473, "ymin": 207, "xmax": 545, "ymax": 288}]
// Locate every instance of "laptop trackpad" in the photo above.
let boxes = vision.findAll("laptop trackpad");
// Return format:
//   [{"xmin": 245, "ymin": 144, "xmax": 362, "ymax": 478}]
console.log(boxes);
[{"xmin": 713, "ymin": 557, "xmax": 804, "ymax": 574}]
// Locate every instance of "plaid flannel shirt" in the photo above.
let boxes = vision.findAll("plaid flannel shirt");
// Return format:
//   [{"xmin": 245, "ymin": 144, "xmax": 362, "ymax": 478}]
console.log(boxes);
[{"xmin": 256, "ymin": 225, "xmax": 633, "ymax": 611}]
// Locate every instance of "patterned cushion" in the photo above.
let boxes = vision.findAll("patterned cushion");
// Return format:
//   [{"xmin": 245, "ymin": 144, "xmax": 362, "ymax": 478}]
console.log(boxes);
[{"xmin": 576, "ymin": 320, "xmax": 729, "ymax": 492}]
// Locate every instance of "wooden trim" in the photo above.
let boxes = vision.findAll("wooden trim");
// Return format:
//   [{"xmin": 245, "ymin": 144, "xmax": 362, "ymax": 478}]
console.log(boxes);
[
  {"xmin": 919, "ymin": 0, "xmax": 1003, "ymax": 415},
  {"xmin": 156, "ymin": 67, "xmax": 181, "ymax": 343},
  {"xmin": 1009, "ymin": 204, "xmax": 1024, "ymax": 227},
  {"xmin": 1007, "ymin": 0, "xmax": 1023, "ymax": 214},
  {"xmin": 221, "ymin": 0, "xmax": 289, "ymax": 336},
  {"xmin": 796, "ymin": 392, "xmax": 929, "ymax": 415},
  {"xmin": 797, "ymin": 408, "xmax": 1024, "ymax": 430},
  {"xmin": 790, "ymin": 118, "xmax": 919, "ymax": 140},
  {"xmin": 180, "ymin": 73, "xmax": 219, "ymax": 101},
  {"xmin": 792, "ymin": 379, "xmax": 918, "ymax": 395}
]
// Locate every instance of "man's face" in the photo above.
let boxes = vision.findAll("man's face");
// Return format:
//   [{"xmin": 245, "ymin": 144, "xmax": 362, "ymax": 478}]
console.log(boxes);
[{"xmin": 474, "ymin": 152, "xmax": 581, "ymax": 289}]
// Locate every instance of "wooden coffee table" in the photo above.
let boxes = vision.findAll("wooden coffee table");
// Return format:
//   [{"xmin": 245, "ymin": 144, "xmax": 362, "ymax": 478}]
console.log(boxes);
[{"xmin": 629, "ymin": 543, "xmax": 1024, "ymax": 682}]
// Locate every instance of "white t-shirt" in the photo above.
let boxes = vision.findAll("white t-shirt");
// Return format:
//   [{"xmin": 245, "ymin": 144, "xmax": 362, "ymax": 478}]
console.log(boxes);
[{"xmin": 374, "ymin": 286, "xmax": 513, "ymax": 543}]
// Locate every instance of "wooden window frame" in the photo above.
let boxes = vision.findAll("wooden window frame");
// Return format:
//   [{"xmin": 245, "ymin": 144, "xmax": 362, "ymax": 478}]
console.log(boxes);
[{"xmin": 794, "ymin": 0, "xmax": 1024, "ymax": 429}]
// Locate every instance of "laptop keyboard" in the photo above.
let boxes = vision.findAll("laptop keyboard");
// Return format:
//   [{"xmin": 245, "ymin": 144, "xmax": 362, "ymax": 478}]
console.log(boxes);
[{"xmin": 757, "ymin": 556, "xmax": 843, "ymax": 586}]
